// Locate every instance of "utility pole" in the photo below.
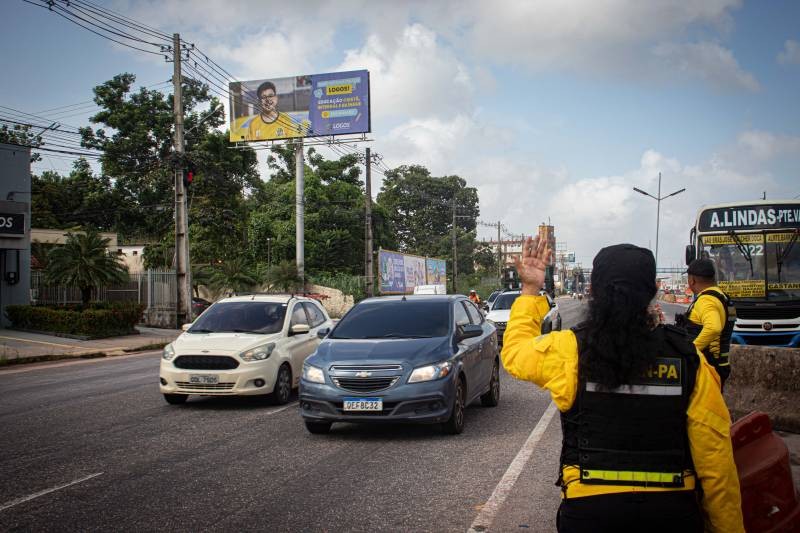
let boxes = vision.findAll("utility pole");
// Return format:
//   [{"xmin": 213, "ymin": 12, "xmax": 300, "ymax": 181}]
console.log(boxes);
[
  {"xmin": 172, "ymin": 32, "xmax": 192, "ymax": 328},
  {"xmin": 496, "ymin": 221, "xmax": 502, "ymax": 284},
  {"xmin": 295, "ymin": 138, "xmax": 305, "ymax": 286},
  {"xmin": 633, "ymin": 172, "xmax": 685, "ymax": 270},
  {"xmin": 452, "ymin": 195, "xmax": 458, "ymax": 293},
  {"xmin": 364, "ymin": 148, "xmax": 374, "ymax": 297}
]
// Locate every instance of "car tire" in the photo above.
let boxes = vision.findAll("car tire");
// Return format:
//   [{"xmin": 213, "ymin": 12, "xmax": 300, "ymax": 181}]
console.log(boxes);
[
  {"xmin": 304, "ymin": 420, "xmax": 333, "ymax": 434},
  {"xmin": 271, "ymin": 364, "xmax": 292, "ymax": 405},
  {"xmin": 163, "ymin": 393, "xmax": 188, "ymax": 405},
  {"xmin": 442, "ymin": 376, "xmax": 466, "ymax": 435},
  {"xmin": 480, "ymin": 360, "xmax": 500, "ymax": 407}
]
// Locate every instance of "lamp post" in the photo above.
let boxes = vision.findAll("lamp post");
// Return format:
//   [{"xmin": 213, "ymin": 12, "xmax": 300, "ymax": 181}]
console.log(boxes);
[
  {"xmin": 633, "ymin": 172, "xmax": 685, "ymax": 268},
  {"xmin": 266, "ymin": 237, "xmax": 272, "ymax": 266}
]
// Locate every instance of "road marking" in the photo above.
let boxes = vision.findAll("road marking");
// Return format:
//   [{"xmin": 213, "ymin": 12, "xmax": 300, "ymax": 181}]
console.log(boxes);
[
  {"xmin": 266, "ymin": 403, "xmax": 296, "ymax": 415},
  {"xmin": 467, "ymin": 401, "xmax": 558, "ymax": 533},
  {"xmin": 0, "ymin": 472, "xmax": 103, "ymax": 512},
  {"xmin": 0, "ymin": 350, "xmax": 161, "ymax": 375},
  {"xmin": 0, "ymin": 335, "xmax": 77, "ymax": 348}
]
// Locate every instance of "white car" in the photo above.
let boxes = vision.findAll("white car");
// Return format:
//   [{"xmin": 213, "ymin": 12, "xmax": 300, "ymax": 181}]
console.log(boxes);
[
  {"xmin": 159, "ymin": 294, "xmax": 333, "ymax": 405},
  {"xmin": 485, "ymin": 290, "xmax": 562, "ymax": 346}
]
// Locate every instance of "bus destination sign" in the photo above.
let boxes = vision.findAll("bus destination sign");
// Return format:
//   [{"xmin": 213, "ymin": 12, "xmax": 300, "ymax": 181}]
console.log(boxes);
[{"xmin": 698, "ymin": 203, "xmax": 800, "ymax": 232}]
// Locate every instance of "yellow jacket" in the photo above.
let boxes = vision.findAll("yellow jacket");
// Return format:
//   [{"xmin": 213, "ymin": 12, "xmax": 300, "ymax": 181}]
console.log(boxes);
[
  {"xmin": 688, "ymin": 286, "xmax": 727, "ymax": 360},
  {"xmin": 501, "ymin": 295, "xmax": 744, "ymax": 533}
]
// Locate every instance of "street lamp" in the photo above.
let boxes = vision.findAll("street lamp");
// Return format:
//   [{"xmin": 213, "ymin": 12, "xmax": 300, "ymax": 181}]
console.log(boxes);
[{"xmin": 632, "ymin": 172, "xmax": 685, "ymax": 268}]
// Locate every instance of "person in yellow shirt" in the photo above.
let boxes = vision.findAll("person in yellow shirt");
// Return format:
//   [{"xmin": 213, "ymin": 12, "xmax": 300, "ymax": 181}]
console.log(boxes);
[
  {"xmin": 501, "ymin": 236, "xmax": 743, "ymax": 533},
  {"xmin": 681, "ymin": 258, "xmax": 734, "ymax": 389},
  {"xmin": 245, "ymin": 81, "xmax": 309, "ymax": 141}
]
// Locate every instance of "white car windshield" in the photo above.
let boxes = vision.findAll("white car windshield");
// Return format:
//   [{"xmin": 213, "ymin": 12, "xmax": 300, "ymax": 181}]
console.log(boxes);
[
  {"xmin": 491, "ymin": 293, "xmax": 520, "ymax": 310},
  {"xmin": 188, "ymin": 302, "xmax": 287, "ymax": 334}
]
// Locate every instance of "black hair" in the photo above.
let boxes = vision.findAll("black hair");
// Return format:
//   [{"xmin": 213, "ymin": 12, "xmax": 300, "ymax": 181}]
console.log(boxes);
[
  {"xmin": 580, "ymin": 281, "xmax": 658, "ymax": 390},
  {"xmin": 257, "ymin": 81, "xmax": 277, "ymax": 98}
]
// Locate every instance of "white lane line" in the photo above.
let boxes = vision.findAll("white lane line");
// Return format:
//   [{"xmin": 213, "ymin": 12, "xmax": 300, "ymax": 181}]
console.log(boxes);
[
  {"xmin": 265, "ymin": 403, "xmax": 296, "ymax": 416},
  {"xmin": 0, "ymin": 350, "xmax": 161, "ymax": 376},
  {"xmin": 0, "ymin": 335, "xmax": 77, "ymax": 348},
  {"xmin": 0, "ymin": 472, "xmax": 104, "ymax": 512},
  {"xmin": 467, "ymin": 401, "xmax": 558, "ymax": 533}
]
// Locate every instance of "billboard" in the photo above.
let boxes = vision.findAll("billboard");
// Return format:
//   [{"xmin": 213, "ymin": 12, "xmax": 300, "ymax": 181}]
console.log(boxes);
[
  {"xmin": 378, "ymin": 249, "xmax": 448, "ymax": 294},
  {"xmin": 229, "ymin": 70, "xmax": 370, "ymax": 142}
]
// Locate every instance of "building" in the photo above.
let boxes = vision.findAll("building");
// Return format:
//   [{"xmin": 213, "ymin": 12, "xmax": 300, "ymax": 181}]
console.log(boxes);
[{"xmin": 0, "ymin": 143, "xmax": 32, "ymax": 327}]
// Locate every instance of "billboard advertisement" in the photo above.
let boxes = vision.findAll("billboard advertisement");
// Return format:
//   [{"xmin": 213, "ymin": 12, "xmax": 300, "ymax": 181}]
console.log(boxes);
[
  {"xmin": 229, "ymin": 70, "xmax": 370, "ymax": 142},
  {"xmin": 379, "ymin": 250, "xmax": 406, "ymax": 294},
  {"xmin": 426, "ymin": 258, "xmax": 447, "ymax": 285},
  {"xmin": 404, "ymin": 255, "xmax": 427, "ymax": 293}
]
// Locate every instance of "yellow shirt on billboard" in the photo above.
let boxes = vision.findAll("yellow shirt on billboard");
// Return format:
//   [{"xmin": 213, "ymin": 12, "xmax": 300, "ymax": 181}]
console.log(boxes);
[{"xmin": 246, "ymin": 113, "xmax": 309, "ymax": 141}]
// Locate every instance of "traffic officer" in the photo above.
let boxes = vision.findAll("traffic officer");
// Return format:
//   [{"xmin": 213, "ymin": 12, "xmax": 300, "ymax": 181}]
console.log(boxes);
[
  {"xmin": 681, "ymin": 258, "xmax": 735, "ymax": 389},
  {"xmin": 501, "ymin": 237, "xmax": 743, "ymax": 533}
]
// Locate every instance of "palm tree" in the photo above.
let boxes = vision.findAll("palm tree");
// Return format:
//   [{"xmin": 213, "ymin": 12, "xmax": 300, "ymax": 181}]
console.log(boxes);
[
  {"xmin": 208, "ymin": 257, "xmax": 258, "ymax": 293},
  {"xmin": 44, "ymin": 230, "xmax": 129, "ymax": 305},
  {"xmin": 264, "ymin": 260, "xmax": 302, "ymax": 293}
]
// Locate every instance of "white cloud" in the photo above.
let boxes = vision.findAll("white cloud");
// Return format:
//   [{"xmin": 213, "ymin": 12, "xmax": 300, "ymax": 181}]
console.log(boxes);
[
  {"xmin": 652, "ymin": 41, "xmax": 760, "ymax": 91},
  {"xmin": 778, "ymin": 39, "xmax": 800, "ymax": 65},
  {"xmin": 737, "ymin": 130, "xmax": 800, "ymax": 160}
]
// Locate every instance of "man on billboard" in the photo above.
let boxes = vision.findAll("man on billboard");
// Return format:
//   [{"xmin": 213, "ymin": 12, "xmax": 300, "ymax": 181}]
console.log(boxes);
[{"xmin": 245, "ymin": 81, "xmax": 309, "ymax": 141}]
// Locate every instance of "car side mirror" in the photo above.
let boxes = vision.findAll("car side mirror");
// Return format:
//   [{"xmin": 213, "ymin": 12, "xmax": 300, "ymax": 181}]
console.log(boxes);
[
  {"xmin": 456, "ymin": 323, "xmax": 483, "ymax": 342},
  {"xmin": 181, "ymin": 323, "xmax": 192, "ymax": 331},
  {"xmin": 685, "ymin": 244, "xmax": 696, "ymax": 266},
  {"xmin": 316, "ymin": 327, "xmax": 330, "ymax": 339},
  {"xmin": 290, "ymin": 324, "xmax": 311, "ymax": 336}
]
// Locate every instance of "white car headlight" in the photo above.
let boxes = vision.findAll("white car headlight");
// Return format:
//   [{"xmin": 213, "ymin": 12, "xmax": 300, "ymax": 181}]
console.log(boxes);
[
  {"xmin": 162, "ymin": 343, "xmax": 176, "ymax": 361},
  {"xmin": 241, "ymin": 343, "xmax": 276, "ymax": 362},
  {"xmin": 408, "ymin": 361, "xmax": 452, "ymax": 383},
  {"xmin": 303, "ymin": 364, "xmax": 325, "ymax": 384},
  {"xmin": 486, "ymin": 318, "xmax": 495, "ymax": 325}
]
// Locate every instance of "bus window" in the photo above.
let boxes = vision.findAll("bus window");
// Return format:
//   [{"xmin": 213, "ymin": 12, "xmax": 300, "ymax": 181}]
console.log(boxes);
[{"xmin": 766, "ymin": 232, "xmax": 800, "ymax": 301}]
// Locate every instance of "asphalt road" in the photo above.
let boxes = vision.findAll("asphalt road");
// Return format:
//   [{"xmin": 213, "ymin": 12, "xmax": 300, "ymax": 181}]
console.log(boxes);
[{"xmin": 0, "ymin": 299, "xmax": 587, "ymax": 532}]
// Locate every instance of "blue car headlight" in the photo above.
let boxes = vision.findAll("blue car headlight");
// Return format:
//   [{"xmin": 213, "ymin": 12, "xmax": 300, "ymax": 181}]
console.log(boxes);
[
  {"xmin": 303, "ymin": 364, "xmax": 325, "ymax": 384},
  {"xmin": 408, "ymin": 361, "xmax": 452, "ymax": 383}
]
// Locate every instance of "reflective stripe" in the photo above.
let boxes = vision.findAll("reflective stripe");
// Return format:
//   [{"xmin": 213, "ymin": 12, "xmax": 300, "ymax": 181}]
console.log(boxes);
[
  {"xmin": 586, "ymin": 382, "xmax": 682, "ymax": 396},
  {"xmin": 582, "ymin": 469, "xmax": 682, "ymax": 484}
]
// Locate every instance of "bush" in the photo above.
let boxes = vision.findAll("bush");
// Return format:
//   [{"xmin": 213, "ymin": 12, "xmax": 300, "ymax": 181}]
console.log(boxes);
[
  {"xmin": 6, "ymin": 302, "xmax": 145, "ymax": 339},
  {"xmin": 310, "ymin": 273, "xmax": 366, "ymax": 302}
]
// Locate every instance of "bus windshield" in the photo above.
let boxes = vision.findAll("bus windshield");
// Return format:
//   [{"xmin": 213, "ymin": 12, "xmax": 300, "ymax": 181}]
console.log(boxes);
[{"xmin": 700, "ymin": 232, "xmax": 800, "ymax": 301}]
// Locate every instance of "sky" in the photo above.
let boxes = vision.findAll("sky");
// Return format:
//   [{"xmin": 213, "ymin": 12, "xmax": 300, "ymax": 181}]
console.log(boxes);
[{"xmin": 2, "ymin": 0, "xmax": 799, "ymax": 269}]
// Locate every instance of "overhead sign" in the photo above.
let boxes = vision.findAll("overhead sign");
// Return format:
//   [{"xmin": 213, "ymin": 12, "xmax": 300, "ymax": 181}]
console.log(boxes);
[
  {"xmin": 229, "ymin": 70, "xmax": 370, "ymax": 142},
  {"xmin": 0, "ymin": 212, "xmax": 24, "ymax": 237},
  {"xmin": 698, "ymin": 203, "xmax": 800, "ymax": 232}
]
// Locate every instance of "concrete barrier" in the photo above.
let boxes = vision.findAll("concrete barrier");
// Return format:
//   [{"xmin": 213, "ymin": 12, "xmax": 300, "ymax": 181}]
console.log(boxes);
[{"xmin": 725, "ymin": 345, "xmax": 800, "ymax": 433}]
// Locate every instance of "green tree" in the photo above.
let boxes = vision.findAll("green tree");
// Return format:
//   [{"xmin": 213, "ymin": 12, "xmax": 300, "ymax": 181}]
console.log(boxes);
[
  {"xmin": 207, "ymin": 257, "xmax": 258, "ymax": 293},
  {"xmin": 377, "ymin": 165, "xmax": 480, "ymax": 284},
  {"xmin": 264, "ymin": 260, "xmax": 302, "ymax": 292},
  {"xmin": 0, "ymin": 122, "xmax": 42, "ymax": 162},
  {"xmin": 44, "ymin": 231, "xmax": 129, "ymax": 305}
]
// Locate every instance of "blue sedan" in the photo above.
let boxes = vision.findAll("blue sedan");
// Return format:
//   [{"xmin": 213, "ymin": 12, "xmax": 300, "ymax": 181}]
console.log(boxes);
[{"xmin": 299, "ymin": 295, "xmax": 500, "ymax": 435}]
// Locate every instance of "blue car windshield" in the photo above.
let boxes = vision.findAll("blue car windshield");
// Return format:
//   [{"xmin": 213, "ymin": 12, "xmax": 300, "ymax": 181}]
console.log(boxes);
[
  {"xmin": 492, "ymin": 293, "xmax": 520, "ymax": 310},
  {"xmin": 331, "ymin": 300, "xmax": 450, "ymax": 339},
  {"xmin": 188, "ymin": 302, "xmax": 287, "ymax": 334}
]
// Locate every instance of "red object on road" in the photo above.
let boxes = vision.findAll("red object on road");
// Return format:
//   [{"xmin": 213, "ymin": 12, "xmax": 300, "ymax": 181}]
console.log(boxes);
[{"xmin": 731, "ymin": 411, "xmax": 800, "ymax": 532}]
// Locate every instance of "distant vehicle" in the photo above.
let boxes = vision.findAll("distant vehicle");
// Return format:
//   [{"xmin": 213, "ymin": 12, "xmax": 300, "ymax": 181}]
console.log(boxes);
[
  {"xmin": 160, "ymin": 294, "xmax": 334, "ymax": 405},
  {"xmin": 299, "ymin": 295, "xmax": 499, "ymax": 435},
  {"xmin": 482, "ymin": 289, "xmax": 503, "ymax": 312},
  {"xmin": 413, "ymin": 284, "xmax": 447, "ymax": 295},
  {"xmin": 685, "ymin": 199, "xmax": 800, "ymax": 347},
  {"xmin": 485, "ymin": 289, "xmax": 562, "ymax": 346},
  {"xmin": 192, "ymin": 297, "xmax": 212, "ymax": 316}
]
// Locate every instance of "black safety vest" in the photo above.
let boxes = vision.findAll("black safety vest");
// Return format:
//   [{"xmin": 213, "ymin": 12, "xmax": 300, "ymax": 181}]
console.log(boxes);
[
  {"xmin": 559, "ymin": 325, "xmax": 699, "ymax": 490},
  {"xmin": 681, "ymin": 289, "xmax": 735, "ymax": 365}
]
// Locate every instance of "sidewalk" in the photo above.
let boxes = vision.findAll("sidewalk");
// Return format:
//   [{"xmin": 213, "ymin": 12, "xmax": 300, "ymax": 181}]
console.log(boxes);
[{"xmin": 0, "ymin": 326, "xmax": 181, "ymax": 364}]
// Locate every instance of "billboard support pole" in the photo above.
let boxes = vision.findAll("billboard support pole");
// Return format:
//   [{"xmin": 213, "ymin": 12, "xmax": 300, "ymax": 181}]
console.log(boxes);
[
  {"xmin": 172, "ymin": 32, "xmax": 192, "ymax": 328},
  {"xmin": 365, "ymin": 148, "xmax": 374, "ymax": 297},
  {"xmin": 295, "ymin": 138, "xmax": 305, "ymax": 287}
]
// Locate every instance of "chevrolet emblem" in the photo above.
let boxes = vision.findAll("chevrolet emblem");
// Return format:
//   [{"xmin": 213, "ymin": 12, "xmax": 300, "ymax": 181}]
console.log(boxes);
[{"xmin": 355, "ymin": 371, "xmax": 372, "ymax": 378}]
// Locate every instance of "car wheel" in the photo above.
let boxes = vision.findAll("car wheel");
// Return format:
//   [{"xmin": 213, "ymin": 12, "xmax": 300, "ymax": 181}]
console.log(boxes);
[
  {"xmin": 163, "ymin": 393, "xmax": 188, "ymax": 405},
  {"xmin": 304, "ymin": 420, "xmax": 332, "ymax": 434},
  {"xmin": 272, "ymin": 364, "xmax": 292, "ymax": 405},
  {"xmin": 442, "ymin": 376, "xmax": 466, "ymax": 435},
  {"xmin": 480, "ymin": 360, "xmax": 500, "ymax": 407}
]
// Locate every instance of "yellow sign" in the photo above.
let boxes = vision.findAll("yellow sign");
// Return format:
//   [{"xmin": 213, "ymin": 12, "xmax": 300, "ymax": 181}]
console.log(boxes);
[
  {"xmin": 718, "ymin": 280, "xmax": 765, "ymax": 297},
  {"xmin": 766, "ymin": 233, "xmax": 797, "ymax": 243},
  {"xmin": 326, "ymin": 84, "xmax": 353, "ymax": 95},
  {"xmin": 769, "ymin": 283, "xmax": 800, "ymax": 290},
  {"xmin": 701, "ymin": 234, "xmax": 762, "ymax": 245}
]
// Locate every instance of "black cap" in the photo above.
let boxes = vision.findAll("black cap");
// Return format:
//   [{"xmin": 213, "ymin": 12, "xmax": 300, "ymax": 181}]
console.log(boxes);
[
  {"xmin": 686, "ymin": 258, "xmax": 715, "ymax": 278},
  {"xmin": 591, "ymin": 244, "xmax": 657, "ymax": 298}
]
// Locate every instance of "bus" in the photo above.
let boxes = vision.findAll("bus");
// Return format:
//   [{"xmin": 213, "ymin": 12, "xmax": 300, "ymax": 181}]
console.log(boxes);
[{"xmin": 685, "ymin": 200, "xmax": 800, "ymax": 347}]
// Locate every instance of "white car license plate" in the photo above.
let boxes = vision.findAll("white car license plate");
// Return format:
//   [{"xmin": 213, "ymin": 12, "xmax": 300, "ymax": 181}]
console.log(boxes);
[
  {"xmin": 343, "ymin": 397, "xmax": 383, "ymax": 411},
  {"xmin": 189, "ymin": 374, "xmax": 219, "ymax": 385}
]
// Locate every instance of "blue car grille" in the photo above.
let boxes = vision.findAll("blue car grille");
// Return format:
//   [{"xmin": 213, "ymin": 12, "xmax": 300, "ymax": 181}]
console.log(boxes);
[{"xmin": 332, "ymin": 376, "xmax": 399, "ymax": 393}]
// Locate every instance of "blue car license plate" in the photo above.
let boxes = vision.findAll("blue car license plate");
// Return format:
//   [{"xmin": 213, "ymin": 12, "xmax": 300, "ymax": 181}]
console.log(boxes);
[{"xmin": 343, "ymin": 397, "xmax": 383, "ymax": 411}]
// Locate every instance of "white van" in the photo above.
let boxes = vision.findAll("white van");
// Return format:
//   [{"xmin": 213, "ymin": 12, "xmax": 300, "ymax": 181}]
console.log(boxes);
[{"xmin": 413, "ymin": 284, "xmax": 447, "ymax": 295}]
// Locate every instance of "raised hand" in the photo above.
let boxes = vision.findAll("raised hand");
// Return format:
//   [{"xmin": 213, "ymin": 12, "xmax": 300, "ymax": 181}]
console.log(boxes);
[{"xmin": 513, "ymin": 235, "xmax": 552, "ymax": 296}]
